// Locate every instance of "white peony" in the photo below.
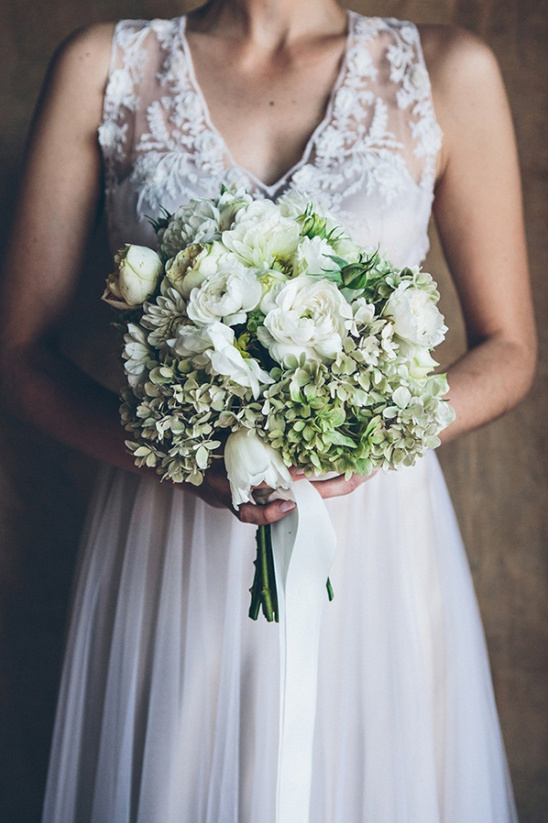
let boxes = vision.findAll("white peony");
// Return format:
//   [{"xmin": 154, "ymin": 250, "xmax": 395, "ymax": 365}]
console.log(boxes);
[
  {"xmin": 224, "ymin": 429, "xmax": 292, "ymax": 507},
  {"xmin": 102, "ymin": 245, "xmax": 163, "ymax": 309},
  {"xmin": 187, "ymin": 264, "xmax": 262, "ymax": 327},
  {"xmin": 258, "ymin": 275, "xmax": 353, "ymax": 365},
  {"xmin": 222, "ymin": 199, "xmax": 300, "ymax": 270},
  {"xmin": 385, "ymin": 282, "xmax": 447, "ymax": 348}
]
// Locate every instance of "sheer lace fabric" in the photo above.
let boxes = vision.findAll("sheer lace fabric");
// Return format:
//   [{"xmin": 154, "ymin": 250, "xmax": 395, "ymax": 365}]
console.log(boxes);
[
  {"xmin": 43, "ymin": 12, "xmax": 518, "ymax": 823},
  {"xmin": 98, "ymin": 12, "xmax": 441, "ymax": 265}
]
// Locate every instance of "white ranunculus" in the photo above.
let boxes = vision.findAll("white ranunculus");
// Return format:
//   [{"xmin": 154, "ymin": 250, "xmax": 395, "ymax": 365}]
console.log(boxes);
[
  {"xmin": 205, "ymin": 322, "xmax": 274, "ymax": 398},
  {"xmin": 385, "ymin": 282, "xmax": 447, "ymax": 348},
  {"xmin": 186, "ymin": 265, "xmax": 262, "ymax": 327},
  {"xmin": 222, "ymin": 200, "xmax": 300, "ymax": 270},
  {"xmin": 293, "ymin": 236, "xmax": 341, "ymax": 276},
  {"xmin": 258, "ymin": 274, "xmax": 353, "ymax": 365},
  {"xmin": 224, "ymin": 429, "xmax": 292, "ymax": 507},
  {"xmin": 102, "ymin": 245, "xmax": 163, "ymax": 309}
]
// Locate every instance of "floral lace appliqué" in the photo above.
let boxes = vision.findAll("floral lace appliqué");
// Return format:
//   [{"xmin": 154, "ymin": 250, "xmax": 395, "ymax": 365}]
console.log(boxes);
[{"xmin": 99, "ymin": 13, "xmax": 442, "ymax": 251}]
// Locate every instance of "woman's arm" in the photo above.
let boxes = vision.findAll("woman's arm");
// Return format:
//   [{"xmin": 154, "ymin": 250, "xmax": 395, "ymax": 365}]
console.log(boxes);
[
  {"xmin": 424, "ymin": 25, "xmax": 537, "ymax": 441},
  {"xmin": 0, "ymin": 25, "xmax": 129, "ymax": 462},
  {"xmin": 311, "ymin": 27, "xmax": 536, "ymax": 501},
  {"xmin": 0, "ymin": 25, "xmax": 296, "ymax": 526}
]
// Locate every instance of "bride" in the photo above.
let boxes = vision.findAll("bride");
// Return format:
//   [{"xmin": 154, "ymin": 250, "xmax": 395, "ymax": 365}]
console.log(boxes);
[{"xmin": 0, "ymin": 0, "xmax": 536, "ymax": 821}]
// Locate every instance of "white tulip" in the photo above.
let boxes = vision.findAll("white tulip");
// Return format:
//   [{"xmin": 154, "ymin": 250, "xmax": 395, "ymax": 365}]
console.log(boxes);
[
  {"xmin": 205, "ymin": 323, "xmax": 274, "ymax": 398},
  {"xmin": 224, "ymin": 429, "xmax": 292, "ymax": 507},
  {"xmin": 102, "ymin": 244, "xmax": 163, "ymax": 308}
]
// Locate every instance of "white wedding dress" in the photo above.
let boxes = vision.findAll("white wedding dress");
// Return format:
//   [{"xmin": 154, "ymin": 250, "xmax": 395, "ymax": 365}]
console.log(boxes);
[{"xmin": 42, "ymin": 12, "xmax": 518, "ymax": 823}]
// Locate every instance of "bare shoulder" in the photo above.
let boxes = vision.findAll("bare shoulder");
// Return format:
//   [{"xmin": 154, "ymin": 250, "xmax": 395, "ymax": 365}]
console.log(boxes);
[
  {"xmin": 51, "ymin": 22, "xmax": 116, "ymax": 75},
  {"xmin": 42, "ymin": 23, "xmax": 116, "ymax": 123},
  {"xmin": 416, "ymin": 24, "xmax": 508, "ymax": 118},
  {"xmin": 417, "ymin": 25, "xmax": 511, "ymax": 176},
  {"xmin": 417, "ymin": 24, "xmax": 501, "ymax": 88}
]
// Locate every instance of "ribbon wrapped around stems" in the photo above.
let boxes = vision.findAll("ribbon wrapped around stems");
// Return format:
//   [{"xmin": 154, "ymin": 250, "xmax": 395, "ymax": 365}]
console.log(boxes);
[{"xmin": 257, "ymin": 481, "xmax": 337, "ymax": 823}]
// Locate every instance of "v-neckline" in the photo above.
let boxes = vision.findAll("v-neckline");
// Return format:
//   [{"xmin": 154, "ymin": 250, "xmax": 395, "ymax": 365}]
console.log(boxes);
[{"xmin": 178, "ymin": 10, "xmax": 355, "ymax": 193}]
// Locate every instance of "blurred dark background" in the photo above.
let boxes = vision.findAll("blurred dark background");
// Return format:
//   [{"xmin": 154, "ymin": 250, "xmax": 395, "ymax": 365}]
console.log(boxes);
[{"xmin": 1, "ymin": 0, "xmax": 547, "ymax": 820}]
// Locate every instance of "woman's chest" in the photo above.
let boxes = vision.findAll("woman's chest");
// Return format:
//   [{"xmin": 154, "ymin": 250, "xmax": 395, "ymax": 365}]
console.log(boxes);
[{"xmin": 183, "ymin": 30, "xmax": 349, "ymax": 187}]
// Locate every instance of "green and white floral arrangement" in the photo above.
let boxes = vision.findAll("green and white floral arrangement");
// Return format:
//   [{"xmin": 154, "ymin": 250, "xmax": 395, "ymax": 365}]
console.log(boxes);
[{"xmin": 103, "ymin": 187, "xmax": 455, "ymax": 621}]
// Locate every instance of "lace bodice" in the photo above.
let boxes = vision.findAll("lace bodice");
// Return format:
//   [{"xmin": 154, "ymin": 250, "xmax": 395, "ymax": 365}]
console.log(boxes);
[{"xmin": 98, "ymin": 11, "xmax": 441, "ymax": 269}]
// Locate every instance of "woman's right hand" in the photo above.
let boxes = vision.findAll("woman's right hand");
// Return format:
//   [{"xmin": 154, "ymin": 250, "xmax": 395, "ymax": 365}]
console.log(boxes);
[{"xmin": 187, "ymin": 460, "xmax": 298, "ymax": 526}]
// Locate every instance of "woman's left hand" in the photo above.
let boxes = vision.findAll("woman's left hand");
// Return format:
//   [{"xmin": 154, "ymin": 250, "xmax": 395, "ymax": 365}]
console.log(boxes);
[{"xmin": 305, "ymin": 470, "xmax": 377, "ymax": 499}]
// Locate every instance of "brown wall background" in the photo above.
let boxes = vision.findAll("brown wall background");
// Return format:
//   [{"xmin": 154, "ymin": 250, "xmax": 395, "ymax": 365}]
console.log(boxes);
[{"xmin": 1, "ymin": 0, "xmax": 546, "ymax": 820}]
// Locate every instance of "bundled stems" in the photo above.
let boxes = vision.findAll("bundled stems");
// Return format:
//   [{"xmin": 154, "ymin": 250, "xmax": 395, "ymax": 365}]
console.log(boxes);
[
  {"xmin": 248, "ymin": 524, "xmax": 334, "ymax": 621},
  {"xmin": 249, "ymin": 524, "xmax": 278, "ymax": 622}
]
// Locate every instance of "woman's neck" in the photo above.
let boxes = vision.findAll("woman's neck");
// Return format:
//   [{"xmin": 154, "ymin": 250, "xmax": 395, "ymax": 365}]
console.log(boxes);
[{"xmin": 187, "ymin": 0, "xmax": 348, "ymax": 50}]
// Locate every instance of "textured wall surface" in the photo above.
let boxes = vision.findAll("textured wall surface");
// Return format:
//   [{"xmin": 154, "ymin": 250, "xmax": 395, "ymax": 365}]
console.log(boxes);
[{"xmin": 0, "ymin": 1, "xmax": 546, "ymax": 820}]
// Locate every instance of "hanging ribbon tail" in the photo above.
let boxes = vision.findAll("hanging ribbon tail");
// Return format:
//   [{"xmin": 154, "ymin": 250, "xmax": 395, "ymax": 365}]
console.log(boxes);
[{"xmin": 270, "ymin": 480, "xmax": 337, "ymax": 823}]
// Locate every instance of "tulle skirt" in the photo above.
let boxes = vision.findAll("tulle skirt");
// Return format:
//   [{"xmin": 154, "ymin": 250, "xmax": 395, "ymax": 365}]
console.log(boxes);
[{"xmin": 42, "ymin": 451, "xmax": 518, "ymax": 823}]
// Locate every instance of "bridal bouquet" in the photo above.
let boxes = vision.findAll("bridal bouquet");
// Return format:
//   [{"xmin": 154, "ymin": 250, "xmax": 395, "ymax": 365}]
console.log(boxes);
[{"xmin": 103, "ymin": 187, "xmax": 454, "ymax": 620}]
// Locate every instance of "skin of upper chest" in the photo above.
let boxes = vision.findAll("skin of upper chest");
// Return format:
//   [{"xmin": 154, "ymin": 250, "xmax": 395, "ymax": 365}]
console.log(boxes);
[{"xmin": 184, "ymin": 28, "xmax": 349, "ymax": 186}]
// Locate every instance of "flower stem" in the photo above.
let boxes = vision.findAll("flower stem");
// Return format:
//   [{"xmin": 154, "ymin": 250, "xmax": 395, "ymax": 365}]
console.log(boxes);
[{"xmin": 249, "ymin": 524, "xmax": 279, "ymax": 622}]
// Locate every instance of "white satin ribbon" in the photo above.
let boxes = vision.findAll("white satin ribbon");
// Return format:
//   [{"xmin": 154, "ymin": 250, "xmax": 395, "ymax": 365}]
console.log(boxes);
[{"xmin": 270, "ymin": 480, "xmax": 337, "ymax": 823}]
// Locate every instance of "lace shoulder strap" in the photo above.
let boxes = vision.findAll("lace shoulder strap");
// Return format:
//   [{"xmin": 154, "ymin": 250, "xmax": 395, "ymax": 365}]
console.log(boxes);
[
  {"xmin": 98, "ymin": 18, "xmax": 183, "ymax": 193},
  {"xmin": 370, "ymin": 16, "xmax": 442, "ymax": 189}
]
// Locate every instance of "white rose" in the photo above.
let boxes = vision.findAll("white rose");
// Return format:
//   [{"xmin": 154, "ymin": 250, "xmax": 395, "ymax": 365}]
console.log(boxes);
[
  {"xmin": 223, "ymin": 200, "xmax": 300, "ymax": 269},
  {"xmin": 206, "ymin": 322, "xmax": 274, "ymax": 398},
  {"xmin": 258, "ymin": 275, "xmax": 353, "ymax": 365},
  {"xmin": 187, "ymin": 265, "xmax": 262, "ymax": 327},
  {"xmin": 293, "ymin": 236, "xmax": 340, "ymax": 276},
  {"xmin": 102, "ymin": 244, "xmax": 163, "ymax": 309},
  {"xmin": 224, "ymin": 429, "xmax": 292, "ymax": 507},
  {"xmin": 385, "ymin": 282, "xmax": 447, "ymax": 348}
]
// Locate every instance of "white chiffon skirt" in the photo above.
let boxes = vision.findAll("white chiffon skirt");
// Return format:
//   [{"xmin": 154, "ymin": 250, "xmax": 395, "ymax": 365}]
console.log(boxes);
[{"xmin": 42, "ymin": 451, "xmax": 518, "ymax": 823}]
